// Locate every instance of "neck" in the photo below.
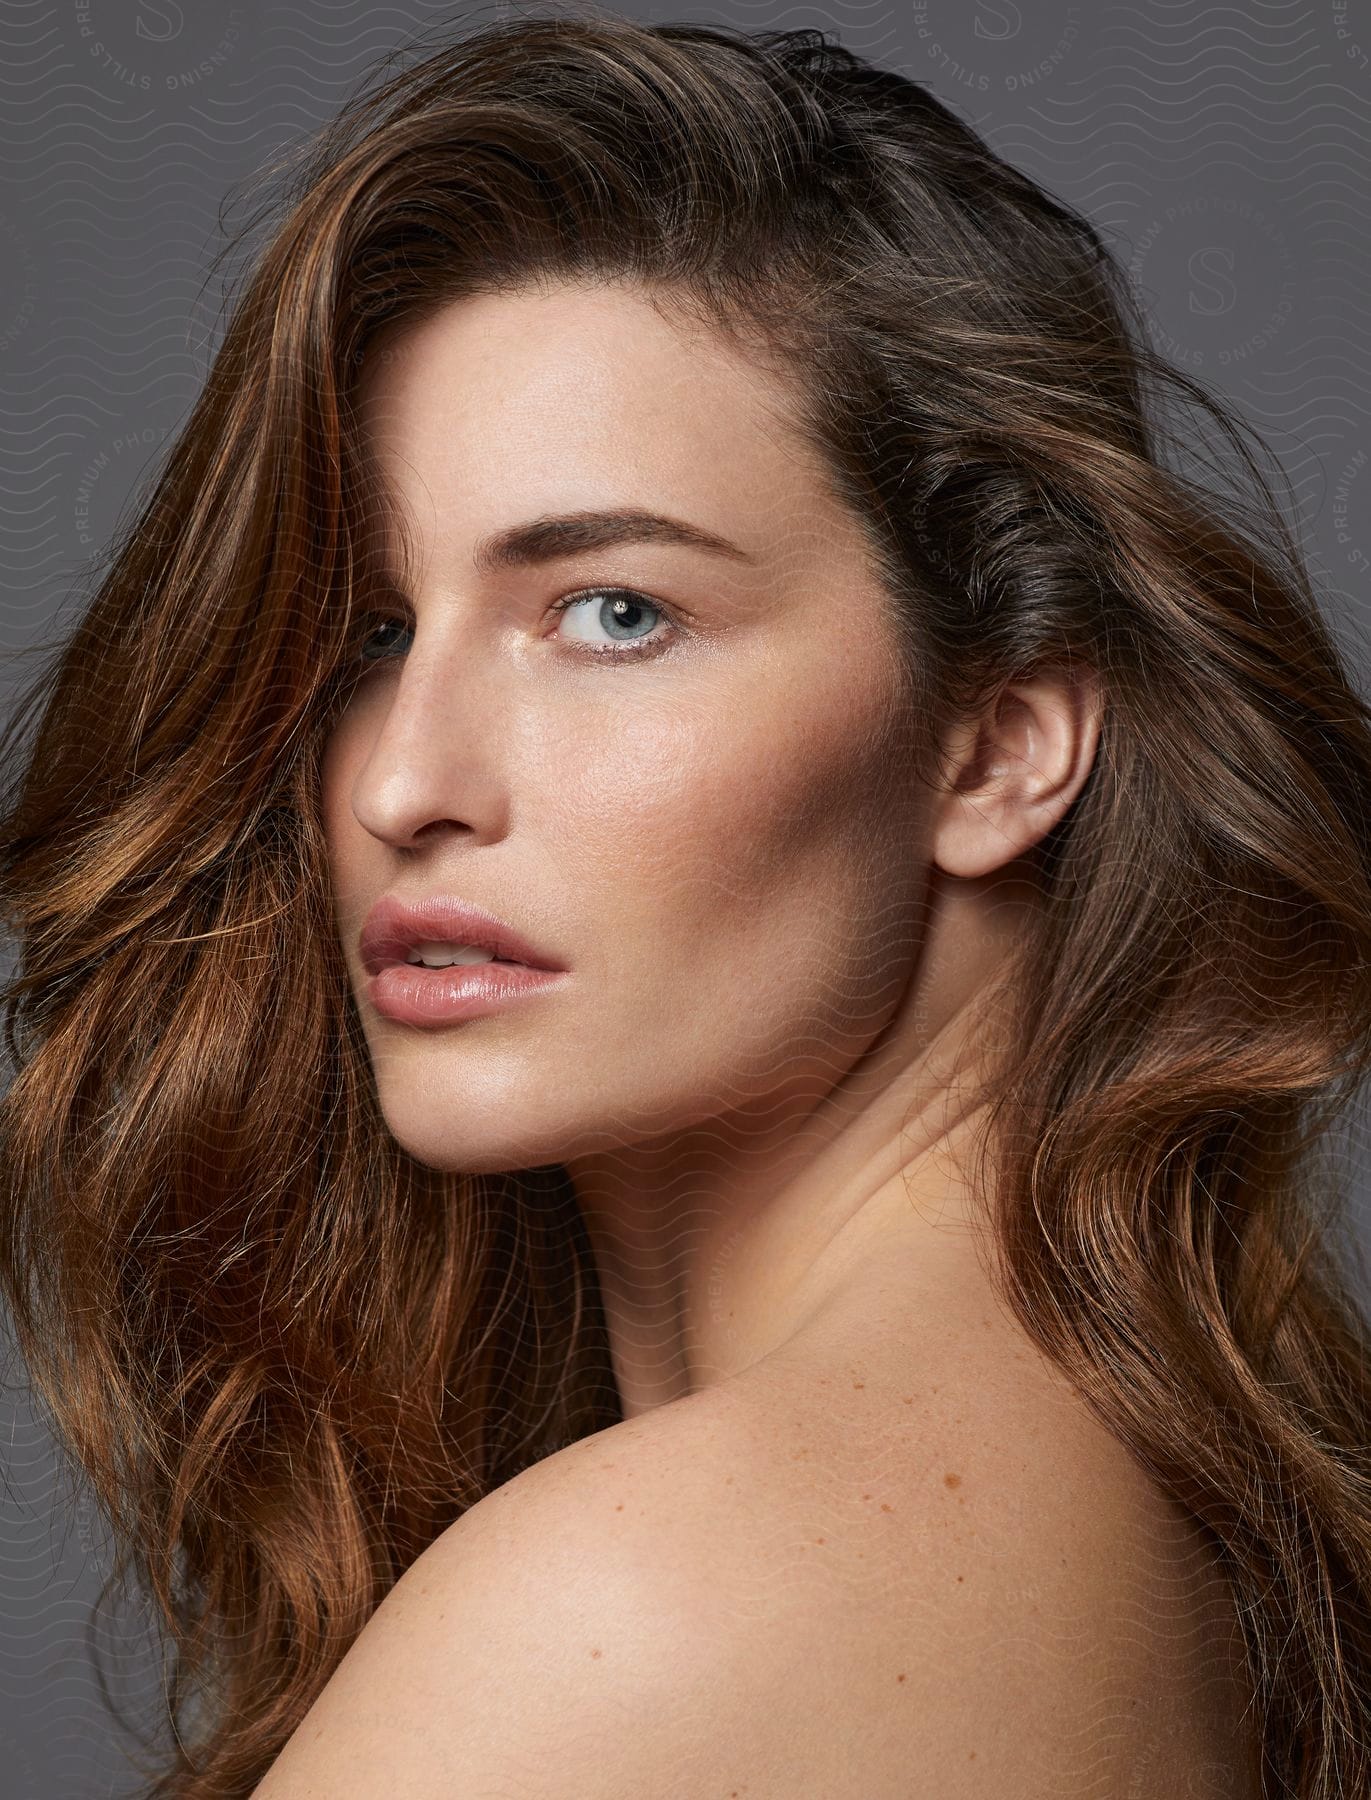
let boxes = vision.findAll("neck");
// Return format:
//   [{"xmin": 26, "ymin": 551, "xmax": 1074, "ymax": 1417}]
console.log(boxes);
[{"xmin": 564, "ymin": 875, "xmax": 1033, "ymax": 1418}]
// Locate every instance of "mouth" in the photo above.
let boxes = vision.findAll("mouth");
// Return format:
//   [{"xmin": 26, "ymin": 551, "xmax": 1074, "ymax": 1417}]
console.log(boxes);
[{"xmin": 359, "ymin": 895, "xmax": 566, "ymax": 978}]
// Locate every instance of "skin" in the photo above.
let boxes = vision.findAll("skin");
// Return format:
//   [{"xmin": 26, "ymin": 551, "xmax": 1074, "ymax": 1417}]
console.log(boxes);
[
  {"xmin": 321, "ymin": 274, "xmax": 1096, "ymax": 1417},
  {"xmin": 289, "ymin": 278, "xmax": 1264, "ymax": 1795}
]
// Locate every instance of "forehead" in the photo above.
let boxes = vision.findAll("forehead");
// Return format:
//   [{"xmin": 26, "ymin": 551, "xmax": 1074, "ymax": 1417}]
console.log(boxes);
[{"xmin": 352, "ymin": 281, "xmax": 842, "ymax": 555}]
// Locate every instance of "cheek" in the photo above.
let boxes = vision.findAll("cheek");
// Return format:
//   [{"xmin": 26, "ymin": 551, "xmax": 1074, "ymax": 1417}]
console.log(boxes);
[
  {"xmin": 550, "ymin": 650, "xmax": 918, "ymax": 994},
  {"xmin": 552, "ymin": 676, "xmax": 922, "ymax": 1130}
]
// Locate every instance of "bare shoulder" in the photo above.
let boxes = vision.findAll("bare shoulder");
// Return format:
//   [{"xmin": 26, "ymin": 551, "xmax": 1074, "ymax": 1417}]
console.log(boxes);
[
  {"xmin": 248, "ymin": 1387, "xmax": 769, "ymax": 1799},
  {"xmin": 252, "ymin": 1299, "xmax": 1259, "ymax": 1799},
  {"xmin": 715, "ymin": 1266, "xmax": 1263, "ymax": 1798}
]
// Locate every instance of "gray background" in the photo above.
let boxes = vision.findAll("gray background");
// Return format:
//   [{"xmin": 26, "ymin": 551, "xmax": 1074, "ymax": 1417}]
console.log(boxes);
[{"xmin": 2, "ymin": 0, "xmax": 1369, "ymax": 1792}]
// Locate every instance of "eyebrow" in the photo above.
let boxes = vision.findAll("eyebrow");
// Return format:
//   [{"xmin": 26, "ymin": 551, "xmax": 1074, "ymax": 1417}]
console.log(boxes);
[{"xmin": 469, "ymin": 507, "xmax": 757, "ymax": 573}]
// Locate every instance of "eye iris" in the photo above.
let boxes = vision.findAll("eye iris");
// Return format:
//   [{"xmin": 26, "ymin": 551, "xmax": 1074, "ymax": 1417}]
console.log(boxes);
[
  {"xmin": 360, "ymin": 620, "xmax": 406, "ymax": 661},
  {"xmin": 598, "ymin": 592, "xmax": 653, "ymax": 640}
]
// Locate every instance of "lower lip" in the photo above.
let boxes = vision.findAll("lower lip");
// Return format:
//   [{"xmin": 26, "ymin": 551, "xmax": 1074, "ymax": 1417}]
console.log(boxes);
[{"xmin": 367, "ymin": 960, "xmax": 568, "ymax": 1026}]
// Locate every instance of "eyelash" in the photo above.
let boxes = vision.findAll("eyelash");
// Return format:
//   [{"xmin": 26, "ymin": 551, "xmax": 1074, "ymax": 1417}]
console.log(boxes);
[{"xmin": 352, "ymin": 587, "xmax": 681, "ymax": 669}]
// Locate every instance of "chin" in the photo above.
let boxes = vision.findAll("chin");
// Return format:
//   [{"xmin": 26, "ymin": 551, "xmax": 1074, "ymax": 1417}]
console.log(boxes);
[{"xmin": 373, "ymin": 1097, "xmax": 578, "ymax": 1176}]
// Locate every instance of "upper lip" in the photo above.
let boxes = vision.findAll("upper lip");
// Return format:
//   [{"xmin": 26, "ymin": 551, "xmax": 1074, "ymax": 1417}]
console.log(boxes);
[{"xmin": 359, "ymin": 894, "xmax": 567, "ymax": 976}]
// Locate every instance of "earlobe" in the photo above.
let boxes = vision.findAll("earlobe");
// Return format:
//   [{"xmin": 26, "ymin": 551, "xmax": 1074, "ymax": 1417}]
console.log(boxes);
[{"xmin": 931, "ymin": 668, "xmax": 1101, "ymax": 881}]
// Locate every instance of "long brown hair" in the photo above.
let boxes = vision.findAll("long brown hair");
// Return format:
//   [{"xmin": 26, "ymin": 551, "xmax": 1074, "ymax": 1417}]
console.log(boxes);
[{"xmin": 3, "ymin": 9, "xmax": 1370, "ymax": 1794}]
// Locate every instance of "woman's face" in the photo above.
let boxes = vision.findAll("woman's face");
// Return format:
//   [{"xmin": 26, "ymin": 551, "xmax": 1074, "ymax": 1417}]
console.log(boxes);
[{"xmin": 321, "ymin": 279, "xmax": 933, "ymax": 1173}]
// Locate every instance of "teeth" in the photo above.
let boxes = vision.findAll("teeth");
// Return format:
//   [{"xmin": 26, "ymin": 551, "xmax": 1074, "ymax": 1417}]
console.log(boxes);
[{"xmin": 405, "ymin": 941, "xmax": 500, "ymax": 969}]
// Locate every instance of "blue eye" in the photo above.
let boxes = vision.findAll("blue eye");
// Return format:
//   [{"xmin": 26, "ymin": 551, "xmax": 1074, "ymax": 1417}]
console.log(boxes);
[{"xmin": 547, "ymin": 587, "xmax": 677, "ymax": 660}]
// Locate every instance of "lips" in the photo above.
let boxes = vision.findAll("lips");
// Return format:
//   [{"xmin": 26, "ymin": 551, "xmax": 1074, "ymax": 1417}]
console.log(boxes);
[{"xmin": 359, "ymin": 893, "xmax": 566, "ymax": 978}]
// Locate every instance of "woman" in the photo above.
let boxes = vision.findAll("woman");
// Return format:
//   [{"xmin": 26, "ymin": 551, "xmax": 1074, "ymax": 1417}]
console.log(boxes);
[{"xmin": 2, "ymin": 10, "xmax": 1369, "ymax": 1797}]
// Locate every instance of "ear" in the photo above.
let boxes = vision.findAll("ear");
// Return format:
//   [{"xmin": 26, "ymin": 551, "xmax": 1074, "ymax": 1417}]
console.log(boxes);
[{"xmin": 932, "ymin": 663, "xmax": 1101, "ymax": 881}]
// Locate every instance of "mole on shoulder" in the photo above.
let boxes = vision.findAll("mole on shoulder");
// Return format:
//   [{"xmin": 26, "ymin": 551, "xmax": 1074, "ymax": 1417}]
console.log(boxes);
[{"xmin": 944, "ymin": 1471, "xmax": 962, "ymax": 1489}]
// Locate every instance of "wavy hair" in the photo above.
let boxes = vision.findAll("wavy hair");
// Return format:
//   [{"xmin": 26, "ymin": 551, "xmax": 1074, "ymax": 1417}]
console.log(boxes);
[{"xmin": 3, "ymin": 9, "xmax": 1371, "ymax": 1795}]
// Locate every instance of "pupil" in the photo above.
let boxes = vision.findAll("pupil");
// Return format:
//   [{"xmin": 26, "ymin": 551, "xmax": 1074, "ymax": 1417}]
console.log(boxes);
[
  {"xmin": 361, "ymin": 621, "xmax": 405, "ymax": 661},
  {"xmin": 605, "ymin": 594, "xmax": 649, "ymax": 638}
]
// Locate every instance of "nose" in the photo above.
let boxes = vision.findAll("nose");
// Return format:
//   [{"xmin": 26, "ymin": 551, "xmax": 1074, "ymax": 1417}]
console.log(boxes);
[{"xmin": 344, "ymin": 628, "xmax": 514, "ymax": 850}]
